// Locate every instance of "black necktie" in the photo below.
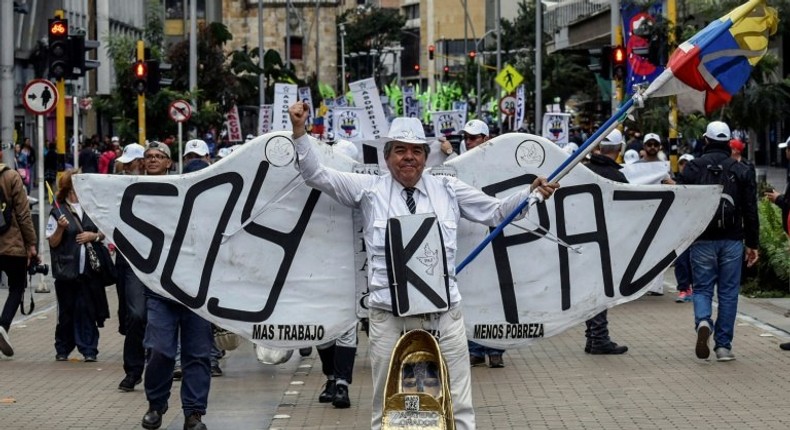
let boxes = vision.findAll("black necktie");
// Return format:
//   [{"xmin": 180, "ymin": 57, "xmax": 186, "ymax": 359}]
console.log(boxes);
[{"xmin": 404, "ymin": 187, "xmax": 416, "ymax": 214}]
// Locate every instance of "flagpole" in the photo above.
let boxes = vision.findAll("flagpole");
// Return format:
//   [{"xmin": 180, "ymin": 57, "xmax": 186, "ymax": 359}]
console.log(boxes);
[{"xmin": 456, "ymin": 95, "xmax": 638, "ymax": 274}]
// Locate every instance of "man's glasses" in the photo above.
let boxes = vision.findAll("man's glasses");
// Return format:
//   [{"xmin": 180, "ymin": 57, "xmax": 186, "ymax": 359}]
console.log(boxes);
[{"xmin": 145, "ymin": 153, "xmax": 168, "ymax": 160}]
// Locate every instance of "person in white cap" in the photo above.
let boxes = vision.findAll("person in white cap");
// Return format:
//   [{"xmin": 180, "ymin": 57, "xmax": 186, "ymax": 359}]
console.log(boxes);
[
  {"xmin": 289, "ymin": 102, "xmax": 558, "ymax": 430},
  {"xmin": 115, "ymin": 143, "xmax": 145, "ymax": 175},
  {"xmin": 638, "ymin": 133, "xmax": 674, "ymax": 185},
  {"xmin": 245, "ymin": 134, "xmax": 255, "ymax": 143},
  {"xmin": 679, "ymin": 120, "xmax": 759, "ymax": 362},
  {"xmin": 183, "ymin": 139, "xmax": 211, "ymax": 164},
  {"xmin": 579, "ymin": 129, "xmax": 629, "ymax": 355}
]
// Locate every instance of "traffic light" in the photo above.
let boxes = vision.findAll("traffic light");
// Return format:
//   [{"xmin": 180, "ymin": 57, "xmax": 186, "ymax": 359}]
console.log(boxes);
[
  {"xmin": 428, "ymin": 45, "xmax": 435, "ymax": 60},
  {"xmin": 132, "ymin": 60, "xmax": 148, "ymax": 95},
  {"xmin": 413, "ymin": 64, "xmax": 420, "ymax": 72},
  {"xmin": 443, "ymin": 65, "xmax": 449, "ymax": 77},
  {"xmin": 69, "ymin": 35, "xmax": 101, "ymax": 77},
  {"xmin": 468, "ymin": 50, "xmax": 476, "ymax": 60},
  {"xmin": 47, "ymin": 18, "xmax": 70, "ymax": 79},
  {"xmin": 611, "ymin": 45, "xmax": 627, "ymax": 80},
  {"xmin": 587, "ymin": 46, "xmax": 612, "ymax": 79}
]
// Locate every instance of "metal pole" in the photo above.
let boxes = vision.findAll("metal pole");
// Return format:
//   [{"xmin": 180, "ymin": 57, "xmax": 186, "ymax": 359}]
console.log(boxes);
[
  {"xmin": 427, "ymin": 0, "xmax": 435, "ymax": 93},
  {"xmin": 35, "ymin": 115, "xmax": 48, "ymax": 293},
  {"xmin": 258, "ymin": 0, "xmax": 265, "ymax": 106},
  {"xmin": 463, "ymin": 0, "xmax": 468, "ymax": 54},
  {"xmin": 189, "ymin": 0, "xmax": 197, "ymax": 105},
  {"xmin": 1, "ymin": 0, "xmax": 16, "ymax": 164},
  {"xmin": 72, "ymin": 97, "xmax": 79, "ymax": 169},
  {"xmin": 339, "ymin": 24, "xmax": 346, "ymax": 93},
  {"xmin": 137, "ymin": 41, "xmax": 146, "ymax": 145},
  {"xmin": 178, "ymin": 122, "xmax": 183, "ymax": 174},
  {"xmin": 495, "ymin": 0, "xmax": 502, "ymax": 132},
  {"xmin": 315, "ymin": 0, "xmax": 320, "ymax": 85},
  {"xmin": 535, "ymin": 0, "xmax": 542, "ymax": 134},
  {"xmin": 610, "ymin": 0, "xmax": 621, "ymax": 114},
  {"xmin": 285, "ymin": 0, "xmax": 291, "ymax": 68}
]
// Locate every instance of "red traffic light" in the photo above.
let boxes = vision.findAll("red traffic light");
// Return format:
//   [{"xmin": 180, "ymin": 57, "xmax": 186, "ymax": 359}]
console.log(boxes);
[
  {"xmin": 612, "ymin": 45, "xmax": 626, "ymax": 65},
  {"xmin": 413, "ymin": 64, "xmax": 420, "ymax": 72},
  {"xmin": 133, "ymin": 60, "xmax": 148, "ymax": 78},
  {"xmin": 443, "ymin": 65, "xmax": 449, "ymax": 73},
  {"xmin": 428, "ymin": 44, "xmax": 435, "ymax": 60},
  {"xmin": 468, "ymin": 50, "xmax": 476, "ymax": 59},
  {"xmin": 49, "ymin": 19, "xmax": 67, "ymax": 38}
]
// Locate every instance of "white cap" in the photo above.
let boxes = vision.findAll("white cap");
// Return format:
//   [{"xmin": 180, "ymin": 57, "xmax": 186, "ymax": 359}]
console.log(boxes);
[
  {"xmin": 704, "ymin": 121, "xmax": 731, "ymax": 141},
  {"xmin": 116, "ymin": 143, "xmax": 145, "ymax": 163},
  {"xmin": 184, "ymin": 139, "xmax": 210, "ymax": 157},
  {"xmin": 623, "ymin": 149, "xmax": 640, "ymax": 164},
  {"xmin": 679, "ymin": 153, "xmax": 695, "ymax": 162},
  {"xmin": 383, "ymin": 117, "xmax": 428, "ymax": 145},
  {"xmin": 245, "ymin": 134, "xmax": 255, "ymax": 142},
  {"xmin": 217, "ymin": 147, "xmax": 232, "ymax": 158},
  {"xmin": 643, "ymin": 133, "xmax": 661, "ymax": 144},
  {"xmin": 111, "ymin": 136, "xmax": 120, "ymax": 142},
  {"xmin": 601, "ymin": 129, "xmax": 624, "ymax": 146},
  {"xmin": 779, "ymin": 136, "xmax": 790, "ymax": 149},
  {"xmin": 462, "ymin": 119, "xmax": 489, "ymax": 137}
]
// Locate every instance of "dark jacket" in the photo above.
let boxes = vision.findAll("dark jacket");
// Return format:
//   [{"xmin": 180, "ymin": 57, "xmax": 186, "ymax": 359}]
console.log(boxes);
[
  {"xmin": 49, "ymin": 201, "xmax": 109, "ymax": 325},
  {"xmin": 585, "ymin": 153, "xmax": 629, "ymax": 184},
  {"xmin": 679, "ymin": 142, "xmax": 759, "ymax": 248},
  {"xmin": 0, "ymin": 164, "xmax": 37, "ymax": 257}
]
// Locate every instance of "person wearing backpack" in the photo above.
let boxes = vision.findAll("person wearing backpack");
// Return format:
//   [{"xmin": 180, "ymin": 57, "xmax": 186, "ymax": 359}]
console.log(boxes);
[
  {"xmin": 0, "ymin": 155, "xmax": 39, "ymax": 357},
  {"xmin": 679, "ymin": 121, "xmax": 759, "ymax": 362}
]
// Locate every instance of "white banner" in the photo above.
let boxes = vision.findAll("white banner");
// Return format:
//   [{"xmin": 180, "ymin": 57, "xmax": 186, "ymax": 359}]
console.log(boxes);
[
  {"xmin": 272, "ymin": 83, "xmax": 298, "ymax": 131},
  {"xmin": 515, "ymin": 85, "xmax": 526, "ymax": 130},
  {"xmin": 621, "ymin": 161, "xmax": 672, "ymax": 185},
  {"xmin": 403, "ymin": 86, "xmax": 420, "ymax": 118},
  {"xmin": 542, "ymin": 112, "xmax": 570, "ymax": 145},
  {"xmin": 452, "ymin": 101, "xmax": 468, "ymax": 125},
  {"xmin": 349, "ymin": 78, "xmax": 390, "ymax": 141},
  {"xmin": 75, "ymin": 132, "xmax": 721, "ymax": 349},
  {"xmin": 297, "ymin": 86, "xmax": 314, "ymax": 130},
  {"xmin": 431, "ymin": 110, "xmax": 465, "ymax": 137},
  {"xmin": 333, "ymin": 107, "xmax": 366, "ymax": 142},
  {"xmin": 225, "ymin": 104, "xmax": 243, "ymax": 143},
  {"xmin": 258, "ymin": 105, "xmax": 273, "ymax": 135}
]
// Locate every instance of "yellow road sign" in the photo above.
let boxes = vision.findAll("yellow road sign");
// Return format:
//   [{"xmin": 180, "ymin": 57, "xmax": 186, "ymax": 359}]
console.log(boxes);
[{"xmin": 495, "ymin": 64, "xmax": 524, "ymax": 94}]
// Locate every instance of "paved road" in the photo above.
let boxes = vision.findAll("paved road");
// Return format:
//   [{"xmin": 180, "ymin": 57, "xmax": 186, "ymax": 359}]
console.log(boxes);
[{"xmin": 1, "ymin": 165, "xmax": 789, "ymax": 429}]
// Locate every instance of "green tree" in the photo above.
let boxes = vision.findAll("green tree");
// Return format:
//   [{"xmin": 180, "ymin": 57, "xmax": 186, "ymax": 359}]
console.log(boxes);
[{"xmin": 337, "ymin": 7, "xmax": 406, "ymax": 86}]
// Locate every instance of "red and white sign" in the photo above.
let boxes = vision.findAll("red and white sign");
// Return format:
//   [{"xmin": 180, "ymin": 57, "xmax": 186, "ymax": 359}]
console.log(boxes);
[
  {"xmin": 22, "ymin": 79, "xmax": 58, "ymax": 115},
  {"xmin": 499, "ymin": 95, "xmax": 517, "ymax": 116},
  {"xmin": 168, "ymin": 100, "xmax": 192, "ymax": 123},
  {"xmin": 225, "ymin": 104, "xmax": 243, "ymax": 142}
]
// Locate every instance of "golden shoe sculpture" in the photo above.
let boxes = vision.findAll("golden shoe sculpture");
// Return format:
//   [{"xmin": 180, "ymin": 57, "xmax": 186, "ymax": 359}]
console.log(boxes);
[{"xmin": 381, "ymin": 329, "xmax": 454, "ymax": 430}]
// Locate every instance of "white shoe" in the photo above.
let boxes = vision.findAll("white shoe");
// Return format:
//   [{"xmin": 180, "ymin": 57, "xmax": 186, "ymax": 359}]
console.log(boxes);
[
  {"xmin": 714, "ymin": 347, "xmax": 735, "ymax": 362},
  {"xmin": 0, "ymin": 326, "xmax": 14, "ymax": 357}
]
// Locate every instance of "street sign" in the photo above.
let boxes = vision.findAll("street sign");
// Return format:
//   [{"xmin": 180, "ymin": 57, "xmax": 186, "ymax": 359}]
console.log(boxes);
[
  {"xmin": 499, "ymin": 95, "xmax": 517, "ymax": 115},
  {"xmin": 495, "ymin": 64, "xmax": 524, "ymax": 94},
  {"xmin": 21, "ymin": 79, "xmax": 59, "ymax": 115},
  {"xmin": 168, "ymin": 99, "xmax": 192, "ymax": 123}
]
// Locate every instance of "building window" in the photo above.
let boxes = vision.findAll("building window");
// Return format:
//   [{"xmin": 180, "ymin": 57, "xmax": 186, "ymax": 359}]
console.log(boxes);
[{"xmin": 403, "ymin": 4, "xmax": 419, "ymax": 20}]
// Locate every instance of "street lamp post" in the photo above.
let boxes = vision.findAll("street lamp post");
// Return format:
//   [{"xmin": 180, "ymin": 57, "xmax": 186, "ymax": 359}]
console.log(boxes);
[
  {"xmin": 475, "ymin": 29, "xmax": 496, "ymax": 118},
  {"xmin": 339, "ymin": 23, "xmax": 347, "ymax": 93}
]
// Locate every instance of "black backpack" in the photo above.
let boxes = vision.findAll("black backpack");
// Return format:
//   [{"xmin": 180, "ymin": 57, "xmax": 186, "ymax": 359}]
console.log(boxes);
[
  {"xmin": 0, "ymin": 166, "xmax": 14, "ymax": 234},
  {"xmin": 699, "ymin": 157, "xmax": 740, "ymax": 231}
]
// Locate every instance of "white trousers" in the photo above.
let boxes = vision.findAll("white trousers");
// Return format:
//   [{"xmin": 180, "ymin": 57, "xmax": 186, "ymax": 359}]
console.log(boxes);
[{"xmin": 369, "ymin": 307, "xmax": 475, "ymax": 430}]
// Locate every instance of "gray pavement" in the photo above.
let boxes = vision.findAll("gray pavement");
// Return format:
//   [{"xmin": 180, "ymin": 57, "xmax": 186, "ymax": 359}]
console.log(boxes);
[{"xmin": 1, "ymin": 166, "xmax": 790, "ymax": 429}]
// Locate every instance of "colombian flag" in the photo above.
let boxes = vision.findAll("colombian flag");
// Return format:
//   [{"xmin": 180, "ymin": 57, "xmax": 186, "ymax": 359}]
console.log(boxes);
[{"xmin": 643, "ymin": 0, "xmax": 778, "ymax": 114}]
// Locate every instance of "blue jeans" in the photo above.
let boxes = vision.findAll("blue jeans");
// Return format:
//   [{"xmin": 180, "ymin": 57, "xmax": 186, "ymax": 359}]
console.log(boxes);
[
  {"xmin": 690, "ymin": 240, "xmax": 743, "ymax": 350},
  {"xmin": 674, "ymin": 248, "xmax": 693, "ymax": 291},
  {"xmin": 144, "ymin": 297, "xmax": 212, "ymax": 416},
  {"xmin": 468, "ymin": 340, "xmax": 504, "ymax": 358}
]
